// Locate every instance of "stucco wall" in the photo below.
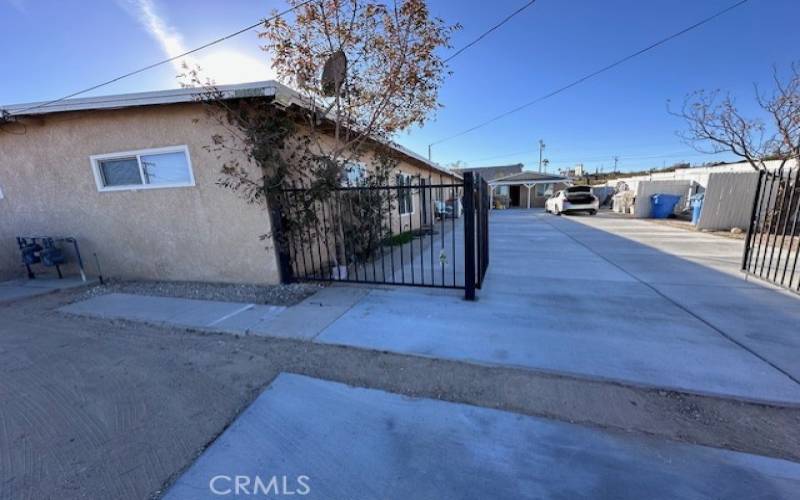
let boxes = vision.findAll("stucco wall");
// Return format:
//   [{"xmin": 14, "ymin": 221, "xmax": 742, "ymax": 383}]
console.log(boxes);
[
  {"xmin": 0, "ymin": 103, "xmax": 459, "ymax": 284},
  {"xmin": 0, "ymin": 103, "xmax": 279, "ymax": 283}
]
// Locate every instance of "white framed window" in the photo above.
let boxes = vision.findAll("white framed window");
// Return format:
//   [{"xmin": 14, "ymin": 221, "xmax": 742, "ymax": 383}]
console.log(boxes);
[
  {"xmin": 535, "ymin": 183, "xmax": 554, "ymax": 197},
  {"xmin": 396, "ymin": 173, "xmax": 414, "ymax": 215},
  {"xmin": 90, "ymin": 145, "xmax": 195, "ymax": 192},
  {"xmin": 494, "ymin": 185, "xmax": 509, "ymax": 196}
]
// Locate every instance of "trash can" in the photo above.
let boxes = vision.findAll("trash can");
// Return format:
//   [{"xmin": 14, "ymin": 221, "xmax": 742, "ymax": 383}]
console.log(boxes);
[
  {"xmin": 690, "ymin": 192, "xmax": 705, "ymax": 225},
  {"xmin": 650, "ymin": 194, "xmax": 681, "ymax": 219}
]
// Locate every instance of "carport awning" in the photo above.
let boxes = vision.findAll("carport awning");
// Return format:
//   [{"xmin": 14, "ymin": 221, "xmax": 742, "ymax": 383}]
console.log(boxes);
[{"xmin": 490, "ymin": 171, "xmax": 569, "ymax": 186}]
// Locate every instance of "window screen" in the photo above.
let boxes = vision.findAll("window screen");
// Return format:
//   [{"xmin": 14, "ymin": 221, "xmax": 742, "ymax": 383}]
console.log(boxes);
[
  {"xmin": 99, "ymin": 157, "xmax": 142, "ymax": 187},
  {"xmin": 140, "ymin": 152, "xmax": 192, "ymax": 185}
]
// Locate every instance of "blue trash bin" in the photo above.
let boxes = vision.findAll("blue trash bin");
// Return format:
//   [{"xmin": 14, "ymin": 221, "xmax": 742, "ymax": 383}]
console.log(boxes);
[
  {"xmin": 690, "ymin": 193, "xmax": 705, "ymax": 225},
  {"xmin": 650, "ymin": 194, "xmax": 681, "ymax": 219}
]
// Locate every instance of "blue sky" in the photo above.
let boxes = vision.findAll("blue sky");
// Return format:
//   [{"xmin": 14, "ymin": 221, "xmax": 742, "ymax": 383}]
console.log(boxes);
[{"xmin": 1, "ymin": 0, "xmax": 798, "ymax": 172}]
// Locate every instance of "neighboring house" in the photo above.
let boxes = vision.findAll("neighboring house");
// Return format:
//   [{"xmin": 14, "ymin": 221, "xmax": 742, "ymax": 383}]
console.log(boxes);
[
  {"xmin": 490, "ymin": 171, "xmax": 570, "ymax": 209},
  {"xmin": 0, "ymin": 82, "xmax": 459, "ymax": 283},
  {"xmin": 452, "ymin": 163, "xmax": 523, "ymax": 183}
]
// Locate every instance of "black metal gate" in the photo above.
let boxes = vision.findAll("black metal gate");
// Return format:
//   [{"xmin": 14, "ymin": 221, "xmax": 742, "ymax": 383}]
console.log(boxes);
[
  {"xmin": 742, "ymin": 165, "xmax": 800, "ymax": 294},
  {"xmin": 274, "ymin": 171, "xmax": 490, "ymax": 300}
]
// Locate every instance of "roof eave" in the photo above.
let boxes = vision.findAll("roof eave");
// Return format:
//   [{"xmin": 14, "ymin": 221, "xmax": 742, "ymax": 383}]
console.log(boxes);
[{"xmin": 1, "ymin": 81, "xmax": 283, "ymax": 118}]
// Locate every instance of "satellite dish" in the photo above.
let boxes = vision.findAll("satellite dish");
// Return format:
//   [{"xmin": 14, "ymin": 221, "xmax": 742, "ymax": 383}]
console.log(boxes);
[{"xmin": 321, "ymin": 50, "xmax": 347, "ymax": 97}]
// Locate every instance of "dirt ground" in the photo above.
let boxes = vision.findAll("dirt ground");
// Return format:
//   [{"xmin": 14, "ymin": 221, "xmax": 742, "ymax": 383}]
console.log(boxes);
[{"xmin": 1, "ymin": 287, "xmax": 799, "ymax": 500}]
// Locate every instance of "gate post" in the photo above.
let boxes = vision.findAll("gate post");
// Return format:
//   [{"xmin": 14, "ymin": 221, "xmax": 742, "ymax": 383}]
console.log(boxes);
[
  {"xmin": 463, "ymin": 172, "xmax": 476, "ymax": 301},
  {"xmin": 742, "ymin": 169, "xmax": 764, "ymax": 271}
]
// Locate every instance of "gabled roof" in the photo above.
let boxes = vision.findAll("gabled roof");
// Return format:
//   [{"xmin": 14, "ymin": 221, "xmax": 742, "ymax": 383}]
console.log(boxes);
[
  {"xmin": 1, "ymin": 81, "xmax": 456, "ymax": 179},
  {"xmin": 492, "ymin": 171, "xmax": 568, "ymax": 184},
  {"xmin": 451, "ymin": 164, "xmax": 523, "ymax": 182}
]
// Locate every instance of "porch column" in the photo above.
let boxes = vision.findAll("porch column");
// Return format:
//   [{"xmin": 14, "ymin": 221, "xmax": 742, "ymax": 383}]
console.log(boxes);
[
  {"xmin": 525, "ymin": 184, "xmax": 533, "ymax": 209},
  {"xmin": 489, "ymin": 185, "xmax": 494, "ymax": 209}
]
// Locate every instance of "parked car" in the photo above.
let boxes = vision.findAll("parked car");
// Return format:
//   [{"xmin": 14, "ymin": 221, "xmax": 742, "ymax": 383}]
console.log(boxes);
[{"xmin": 545, "ymin": 186, "xmax": 599, "ymax": 215}]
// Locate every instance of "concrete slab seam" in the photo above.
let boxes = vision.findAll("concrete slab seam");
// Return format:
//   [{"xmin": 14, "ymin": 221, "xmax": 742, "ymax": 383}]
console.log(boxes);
[{"xmin": 206, "ymin": 304, "xmax": 256, "ymax": 327}]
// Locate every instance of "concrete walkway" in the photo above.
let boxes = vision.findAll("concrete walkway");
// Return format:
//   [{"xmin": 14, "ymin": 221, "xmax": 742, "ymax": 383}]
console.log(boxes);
[
  {"xmin": 60, "ymin": 287, "xmax": 366, "ymax": 339},
  {"xmin": 0, "ymin": 276, "xmax": 89, "ymax": 303},
  {"xmin": 164, "ymin": 373, "xmax": 800, "ymax": 499},
  {"xmin": 315, "ymin": 210, "xmax": 800, "ymax": 405}
]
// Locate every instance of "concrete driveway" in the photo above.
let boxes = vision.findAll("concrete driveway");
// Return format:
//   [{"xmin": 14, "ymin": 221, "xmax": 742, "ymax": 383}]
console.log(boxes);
[
  {"xmin": 164, "ymin": 374, "xmax": 800, "ymax": 500},
  {"xmin": 316, "ymin": 209, "xmax": 800, "ymax": 405}
]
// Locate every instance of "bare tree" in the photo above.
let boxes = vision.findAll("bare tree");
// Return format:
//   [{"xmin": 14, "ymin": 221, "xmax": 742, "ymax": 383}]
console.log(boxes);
[
  {"xmin": 261, "ymin": 0, "xmax": 458, "ymax": 171},
  {"xmin": 673, "ymin": 64, "xmax": 800, "ymax": 172}
]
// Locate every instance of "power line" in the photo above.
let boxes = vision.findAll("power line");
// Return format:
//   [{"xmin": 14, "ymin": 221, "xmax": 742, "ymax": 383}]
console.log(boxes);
[
  {"xmin": 5, "ymin": 0, "xmax": 314, "ymax": 116},
  {"xmin": 547, "ymin": 151, "xmax": 711, "ymax": 164},
  {"xmin": 471, "ymin": 141, "xmax": 712, "ymax": 163},
  {"xmin": 444, "ymin": 0, "xmax": 538, "ymax": 63},
  {"xmin": 467, "ymin": 150, "xmax": 721, "ymax": 168},
  {"xmin": 430, "ymin": 0, "xmax": 749, "ymax": 147}
]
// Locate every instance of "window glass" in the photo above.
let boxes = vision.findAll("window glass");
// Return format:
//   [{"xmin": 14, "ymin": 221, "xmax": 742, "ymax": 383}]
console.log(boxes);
[
  {"xmin": 536, "ymin": 183, "xmax": 554, "ymax": 197},
  {"xmin": 99, "ymin": 157, "xmax": 142, "ymax": 187},
  {"xmin": 494, "ymin": 185, "xmax": 509, "ymax": 196},
  {"xmin": 140, "ymin": 152, "xmax": 192, "ymax": 185},
  {"xmin": 396, "ymin": 174, "xmax": 413, "ymax": 214},
  {"xmin": 344, "ymin": 163, "xmax": 366, "ymax": 186}
]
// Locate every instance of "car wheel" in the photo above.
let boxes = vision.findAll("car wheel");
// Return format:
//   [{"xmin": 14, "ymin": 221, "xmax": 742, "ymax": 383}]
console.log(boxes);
[{"xmin": 589, "ymin": 210, "xmax": 597, "ymax": 215}]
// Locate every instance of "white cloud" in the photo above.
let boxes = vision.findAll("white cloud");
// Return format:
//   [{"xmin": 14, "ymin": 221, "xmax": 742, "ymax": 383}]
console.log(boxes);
[
  {"xmin": 5, "ymin": 0, "xmax": 28, "ymax": 12},
  {"xmin": 118, "ymin": 0, "xmax": 274, "ymax": 86}
]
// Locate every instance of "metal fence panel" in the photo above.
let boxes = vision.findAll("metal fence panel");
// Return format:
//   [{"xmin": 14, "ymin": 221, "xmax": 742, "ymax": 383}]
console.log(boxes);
[
  {"xmin": 742, "ymin": 166, "xmax": 800, "ymax": 293},
  {"xmin": 274, "ymin": 171, "xmax": 491, "ymax": 300}
]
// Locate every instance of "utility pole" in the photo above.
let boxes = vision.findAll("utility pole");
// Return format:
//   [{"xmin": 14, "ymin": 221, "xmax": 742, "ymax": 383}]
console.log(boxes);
[
  {"xmin": 538, "ymin": 139, "xmax": 546, "ymax": 172},
  {"xmin": 428, "ymin": 144, "xmax": 432, "ymax": 161},
  {"xmin": 613, "ymin": 155, "xmax": 619, "ymax": 172}
]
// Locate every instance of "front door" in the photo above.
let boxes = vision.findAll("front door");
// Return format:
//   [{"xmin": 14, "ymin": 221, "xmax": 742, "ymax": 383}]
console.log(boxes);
[{"xmin": 510, "ymin": 185, "xmax": 521, "ymax": 207}]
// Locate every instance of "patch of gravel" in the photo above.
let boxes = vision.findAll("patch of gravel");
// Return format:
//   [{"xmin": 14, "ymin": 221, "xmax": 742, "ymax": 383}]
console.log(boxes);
[{"xmin": 76, "ymin": 279, "xmax": 323, "ymax": 306}]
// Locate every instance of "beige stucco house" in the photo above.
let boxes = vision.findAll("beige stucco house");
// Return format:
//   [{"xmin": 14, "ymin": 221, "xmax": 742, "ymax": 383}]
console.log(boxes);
[
  {"xmin": 490, "ymin": 171, "xmax": 569, "ymax": 209},
  {"xmin": 452, "ymin": 165, "xmax": 569, "ymax": 209},
  {"xmin": 0, "ymin": 82, "xmax": 459, "ymax": 284}
]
